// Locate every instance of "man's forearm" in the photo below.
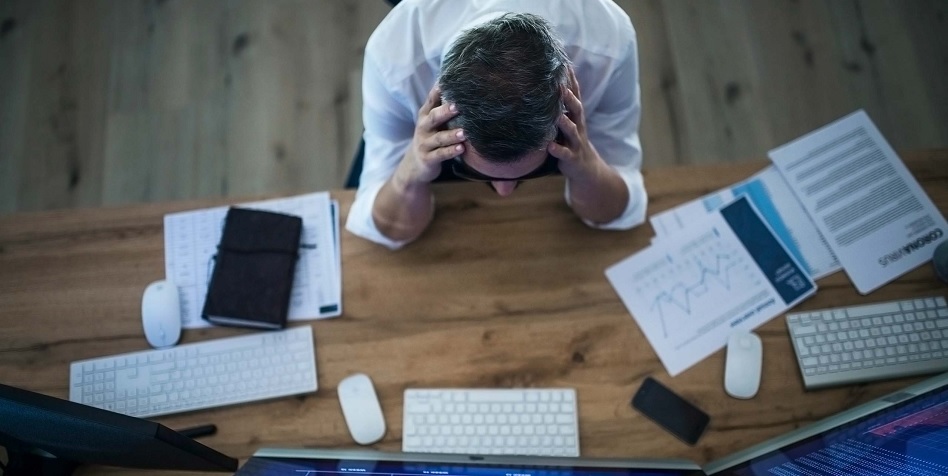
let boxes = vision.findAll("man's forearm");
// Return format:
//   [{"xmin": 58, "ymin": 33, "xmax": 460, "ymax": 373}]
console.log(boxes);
[
  {"xmin": 566, "ymin": 160, "xmax": 629, "ymax": 225},
  {"xmin": 371, "ymin": 174, "xmax": 435, "ymax": 243}
]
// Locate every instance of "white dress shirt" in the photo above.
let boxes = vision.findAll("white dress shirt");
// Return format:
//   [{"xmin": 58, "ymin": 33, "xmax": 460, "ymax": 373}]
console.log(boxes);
[{"xmin": 346, "ymin": 0, "xmax": 647, "ymax": 249}]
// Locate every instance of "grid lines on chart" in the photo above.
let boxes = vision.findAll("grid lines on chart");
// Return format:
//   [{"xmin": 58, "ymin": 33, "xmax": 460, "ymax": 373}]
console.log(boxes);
[{"xmin": 634, "ymin": 228, "xmax": 760, "ymax": 338}]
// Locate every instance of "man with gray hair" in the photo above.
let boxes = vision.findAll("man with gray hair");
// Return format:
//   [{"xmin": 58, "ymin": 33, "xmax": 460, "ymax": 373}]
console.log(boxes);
[{"xmin": 347, "ymin": 0, "xmax": 647, "ymax": 249}]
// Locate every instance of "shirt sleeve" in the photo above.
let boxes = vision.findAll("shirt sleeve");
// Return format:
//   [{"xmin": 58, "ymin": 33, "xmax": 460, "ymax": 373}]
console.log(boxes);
[
  {"xmin": 345, "ymin": 52, "xmax": 418, "ymax": 250},
  {"xmin": 565, "ymin": 39, "xmax": 647, "ymax": 231}
]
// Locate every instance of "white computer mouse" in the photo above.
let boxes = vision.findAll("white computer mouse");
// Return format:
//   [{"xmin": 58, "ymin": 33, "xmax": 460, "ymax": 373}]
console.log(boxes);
[
  {"xmin": 337, "ymin": 373, "xmax": 386, "ymax": 445},
  {"xmin": 724, "ymin": 331, "xmax": 763, "ymax": 399},
  {"xmin": 141, "ymin": 280, "xmax": 182, "ymax": 349}
]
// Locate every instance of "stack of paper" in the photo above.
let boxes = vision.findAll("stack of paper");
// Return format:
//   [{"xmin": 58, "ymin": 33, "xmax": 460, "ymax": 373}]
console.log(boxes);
[
  {"xmin": 607, "ymin": 109, "xmax": 947, "ymax": 376},
  {"xmin": 606, "ymin": 197, "xmax": 817, "ymax": 376},
  {"xmin": 164, "ymin": 192, "xmax": 342, "ymax": 329},
  {"xmin": 649, "ymin": 165, "xmax": 840, "ymax": 280}
]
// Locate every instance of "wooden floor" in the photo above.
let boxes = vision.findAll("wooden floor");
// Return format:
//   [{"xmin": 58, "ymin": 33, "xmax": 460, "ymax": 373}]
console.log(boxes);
[{"xmin": 2, "ymin": 0, "xmax": 946, "ymax": 215}]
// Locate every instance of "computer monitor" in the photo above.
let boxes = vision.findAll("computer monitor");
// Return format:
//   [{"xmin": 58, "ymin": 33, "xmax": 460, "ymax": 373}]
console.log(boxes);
[
  {"xmin": 704, "ymin": 371, "xmax": 948, "ymax": 475},
  {"xmin": 0, "ymin": 383, "xmax": 238, "ymax": 475},
  {"xmin": 235, "ymin": 448, "xmax": 704, "ymax": 476}
]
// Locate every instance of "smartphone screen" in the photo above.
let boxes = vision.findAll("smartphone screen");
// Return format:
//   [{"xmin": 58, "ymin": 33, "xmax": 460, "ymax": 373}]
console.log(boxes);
[{"xmin": 631, "ymin": 377, "xmax": 710, "ymax": 445}]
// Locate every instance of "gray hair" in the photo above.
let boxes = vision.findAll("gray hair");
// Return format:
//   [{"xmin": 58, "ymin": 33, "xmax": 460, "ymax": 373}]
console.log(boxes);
[{"xmin": 440, "ymin": 12, "xmax": 570, "ymax": 163}]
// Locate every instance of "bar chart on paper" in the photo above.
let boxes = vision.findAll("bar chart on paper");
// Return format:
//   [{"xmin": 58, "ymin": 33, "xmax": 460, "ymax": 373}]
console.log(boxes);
[{"xmin": 607, "ymin": 197, "xmax": 816, "ymax": 375}]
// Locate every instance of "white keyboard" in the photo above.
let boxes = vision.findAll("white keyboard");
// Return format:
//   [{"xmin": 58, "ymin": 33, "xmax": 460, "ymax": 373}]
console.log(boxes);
[
  {"xmin": 69, "ymin": 326, "xmax": 317, "ymax": 418},
  {"xmin": 787, "ymin": 296, "xmax": 948, "ymax": 389},
  {"xmin": 402, "ymin": 388, "xmax": 579, "ymax": 457}
]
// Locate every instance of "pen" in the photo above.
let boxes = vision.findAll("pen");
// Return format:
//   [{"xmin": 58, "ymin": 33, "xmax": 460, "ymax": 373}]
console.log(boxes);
[{"xmin": 177, "ymin": 424, "xmax": 218, "ymax": 439}]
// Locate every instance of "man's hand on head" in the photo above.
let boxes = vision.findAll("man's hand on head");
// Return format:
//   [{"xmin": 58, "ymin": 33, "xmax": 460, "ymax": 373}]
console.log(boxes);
[
  {"xmin": 547, "ymin": 66, "xmax": 629, "ymax": 225},
  {"xmin": 372, "ymin": 84, "xmax": 466, "ymax": 243},
  {"xmin": 547, "ymin": 66, "xmax": 610, "ymax": 181},
  {"xmin": 394, "ymin": 85, "xmax": 466, "ymax": 189}
]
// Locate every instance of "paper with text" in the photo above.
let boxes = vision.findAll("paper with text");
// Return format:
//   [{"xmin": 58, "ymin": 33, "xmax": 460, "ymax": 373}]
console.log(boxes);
[
  {"xmin": 650, "ymin": 165, "xmax": 840, "ymax": 279},
  {"xmin": 164, "ymin": 192, "xmax": 342, "ymax": 329},
  {"xmin": 607, "ymin": 197, "xmax": 816, "ymax": 376},
  {"xmin": 769, "ymin": 110, "xmax": 948, "ymax": 294}
]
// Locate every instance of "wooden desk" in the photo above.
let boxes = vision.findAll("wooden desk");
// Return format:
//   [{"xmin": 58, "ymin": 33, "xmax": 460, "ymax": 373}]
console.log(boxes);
[{"xmin": 1, "ymin": 150, "xmax": 946, "ymax": 475}]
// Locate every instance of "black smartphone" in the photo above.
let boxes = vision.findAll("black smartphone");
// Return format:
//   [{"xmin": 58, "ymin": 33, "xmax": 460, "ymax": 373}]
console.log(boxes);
[{"xmin": 631, "ymin": 377, "xmax": 710, "ymax": 445}]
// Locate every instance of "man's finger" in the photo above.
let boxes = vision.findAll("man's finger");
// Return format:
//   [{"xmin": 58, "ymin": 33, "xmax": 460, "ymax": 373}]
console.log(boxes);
[
  {"xmin": 427, "ymin": 102, "xmax": 460, "ymax": 130},
  {"xmin": 564, "ymin": 88, "xmax": 583, "ymax": 118},
  {"xmin": 424, "ymin": 129, "xmax": 465, "ymax": 151},
  {"xmin": 556, "ymin": 113, "xmax": 579, "ymax": 146},
  {"xmin": 562, "ymin": 88, "xmax": 586, "ymax": 135},
  {"xmin": 567, "ymin": 65, "xmax": 581, "ymax": 100},
  {"xmin": 419, "ymin": 84, "xmax": 442, "ymax": 116},
  {"xmin": 425, "ymin": 143, "xmax": 465, "ymax": 164},
  {"xmin": 547, "ymin": 141, "xmax": 573, "ymax": 162}
]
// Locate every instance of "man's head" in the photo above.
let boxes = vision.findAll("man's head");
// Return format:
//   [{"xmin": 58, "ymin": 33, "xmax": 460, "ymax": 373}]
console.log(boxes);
[{"xmin": 440, "ymin": 12, "xmax": 570, "ymax": 194}]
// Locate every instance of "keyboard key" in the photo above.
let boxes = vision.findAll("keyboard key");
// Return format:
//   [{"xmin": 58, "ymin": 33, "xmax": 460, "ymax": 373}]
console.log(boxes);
[{"xmin": 794, "ymin": 325, "xmax": 817, "ymax": 336}]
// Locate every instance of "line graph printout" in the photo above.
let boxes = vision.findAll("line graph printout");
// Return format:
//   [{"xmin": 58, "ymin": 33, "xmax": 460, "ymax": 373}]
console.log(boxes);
[
  {"xmin": 607, "ymin": 197, "xmax": 816, "ymax": 376},
  {"xmin": 164, "ymin": 192, "xmax": 342, "ymax": 329}
]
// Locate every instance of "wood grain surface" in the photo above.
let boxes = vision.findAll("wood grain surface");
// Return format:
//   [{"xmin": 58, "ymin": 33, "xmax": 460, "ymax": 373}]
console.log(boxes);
[{"xmin": 1, "ymin": 151, "xmax": 946, "ymax": 474}]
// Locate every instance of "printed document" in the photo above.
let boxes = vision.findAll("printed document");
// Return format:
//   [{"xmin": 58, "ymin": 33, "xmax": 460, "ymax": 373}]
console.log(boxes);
[
  {"xmin": 164, "ymin": 192, "xmax": 342, "ymax": 329},
  {"xmin": 607, "ymin": 197, "xmax": 816, "ymax": 376},
  {"xmin": 769, "ymin": 110, "xmax": 948, "ymax": 294},
  {"xmin": 650, "ymin": 165, "xmax": 840, "ymax": 279}
]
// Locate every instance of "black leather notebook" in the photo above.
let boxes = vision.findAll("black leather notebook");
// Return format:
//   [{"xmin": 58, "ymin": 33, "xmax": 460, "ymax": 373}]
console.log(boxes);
[{"xmin": 201, "ymin": 207, "xmax": 303, "ymax": 329}]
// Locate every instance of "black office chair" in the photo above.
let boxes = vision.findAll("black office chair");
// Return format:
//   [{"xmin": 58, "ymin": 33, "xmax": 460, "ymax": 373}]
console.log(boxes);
[{"xmin": 345, "ymin": 137, "xmax": 367, "ymax": 189}]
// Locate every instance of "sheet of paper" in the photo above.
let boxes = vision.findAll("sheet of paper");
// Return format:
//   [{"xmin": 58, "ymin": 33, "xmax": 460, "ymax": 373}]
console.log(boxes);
[
  {"xmin": 330, "ymin": 200, "xmax": 343, "ymax": 316},
  {"xmin": 769, "ymin": 110, "xmax": 948, "ymax": 294},
  {"xmin": 607, "ymin": 197, "xmax": 816, "ymax": 376},
  {"xmin": 650, "ymin": 166, "xmax": 840, "ymax": 279},
  {"xmin": 164, "ymin": 192, "xmax": 342, "ymax": 329}
]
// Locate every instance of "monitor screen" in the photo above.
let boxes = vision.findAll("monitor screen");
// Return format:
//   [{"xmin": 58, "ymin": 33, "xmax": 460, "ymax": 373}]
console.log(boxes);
[
  {"xmin": 234, "ymin": 449, "xmax": 704, "ymax": 476},
  {"xmin": 0, "ymin": 383, "xmax": 237, "ymax": 475},
  {"xmin": 712, "ymin": 384, "xmax": 948, "ymax": 475}
]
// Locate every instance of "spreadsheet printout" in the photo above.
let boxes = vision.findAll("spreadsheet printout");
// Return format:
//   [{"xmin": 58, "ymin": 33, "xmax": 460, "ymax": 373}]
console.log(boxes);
[
  {"xmin": 607, "ymin": 197, "xmax": 816, "ymax": 376},
  {"xmin": 769, "ymin": 110, "xmax": 948, "ymax": 294},
  {"xmin": 164, "ymin": 192, "xmax": 341, "ymax": 329}
]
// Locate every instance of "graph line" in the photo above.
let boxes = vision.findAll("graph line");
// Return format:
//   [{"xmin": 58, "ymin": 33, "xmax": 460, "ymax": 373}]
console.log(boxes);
[{"xmin": 649, "ymin": 253, "xmax": 743, "ymax": 338}]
